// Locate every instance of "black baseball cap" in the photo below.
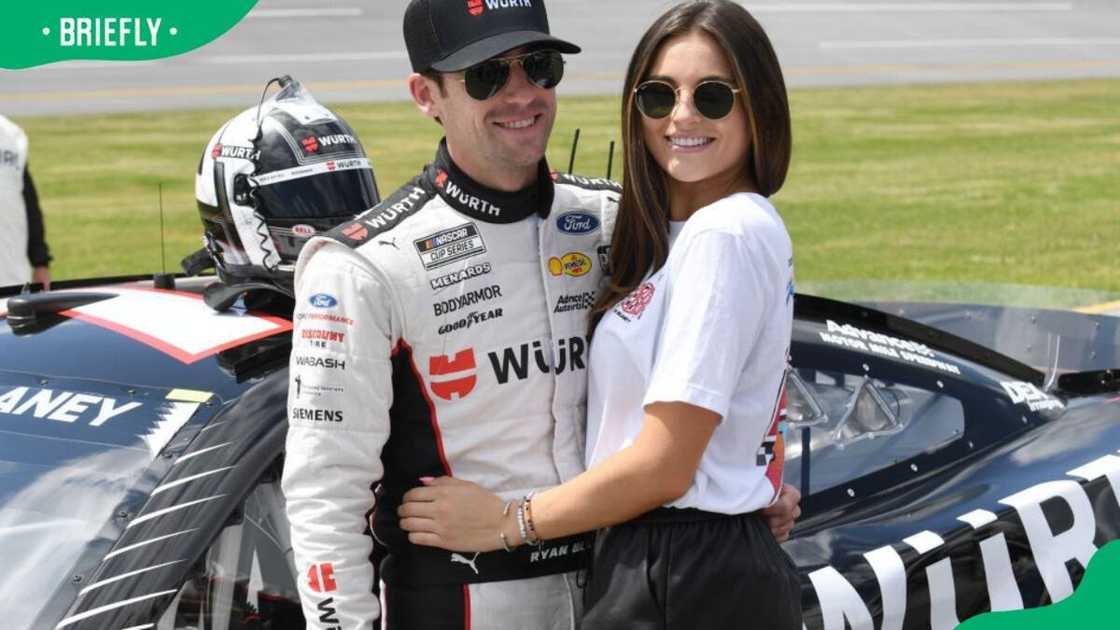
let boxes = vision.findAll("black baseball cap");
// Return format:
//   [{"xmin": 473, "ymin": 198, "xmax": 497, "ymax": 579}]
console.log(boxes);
[{"xmin": 404, "ymin": 0, "xmax": 581, "ymax": 73}]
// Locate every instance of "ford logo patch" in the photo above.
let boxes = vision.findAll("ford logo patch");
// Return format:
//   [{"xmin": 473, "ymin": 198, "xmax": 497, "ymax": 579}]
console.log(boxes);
[
  {"xmin": 556, "ymin": 212, "xmax": 600, "ymax": 235},
  {"xmin": 309, "ymin": 294, "xmax": 338, "ymax": 308}
]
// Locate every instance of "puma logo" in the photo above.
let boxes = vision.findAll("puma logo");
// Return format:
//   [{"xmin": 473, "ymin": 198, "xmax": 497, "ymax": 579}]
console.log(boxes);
[
  {"xmin": 450, "ymin": 552, "xmax": 480, "ymax": 575},
  {"xmin": 378, "ymin": 238, "xmax": 399, "ymax": 249}
]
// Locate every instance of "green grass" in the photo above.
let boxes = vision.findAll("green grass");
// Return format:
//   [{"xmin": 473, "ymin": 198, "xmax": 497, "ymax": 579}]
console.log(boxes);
[{"xmin": 13, "ymin": 79, "xmax": 1120, "ymax": 294}]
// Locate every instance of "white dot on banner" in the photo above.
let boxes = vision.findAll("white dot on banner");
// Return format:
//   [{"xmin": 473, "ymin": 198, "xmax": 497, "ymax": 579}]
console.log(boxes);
[
  {"xmin": 170, "ymin": 27, "xmax": 179, "ymax": 36},
  {"xmin": 42, "ymin": 27, "xmax": 50, "ymax": 36}
]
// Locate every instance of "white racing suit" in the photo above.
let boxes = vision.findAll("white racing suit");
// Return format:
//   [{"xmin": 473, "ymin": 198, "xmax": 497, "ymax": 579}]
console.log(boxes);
[{"xmin": 283, "ymin": 140, "xmax": 619, "ymax": 629}]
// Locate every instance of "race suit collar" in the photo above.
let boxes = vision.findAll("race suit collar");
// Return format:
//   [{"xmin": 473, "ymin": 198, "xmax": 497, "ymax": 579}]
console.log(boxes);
[{"xmin": 426, "ymin": 139, "xmax": 554, "ymax": 223}]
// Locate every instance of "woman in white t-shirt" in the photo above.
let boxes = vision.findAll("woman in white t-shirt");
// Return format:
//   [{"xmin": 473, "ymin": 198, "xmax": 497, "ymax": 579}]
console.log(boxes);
[{"xmin": 400, "ymin": 2, "xmax": 800, "ymax": 627}]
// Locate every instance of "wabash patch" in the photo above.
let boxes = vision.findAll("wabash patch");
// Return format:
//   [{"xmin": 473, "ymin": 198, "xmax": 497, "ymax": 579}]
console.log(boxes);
[{"xmin": 415, "ymin": 223, "xmax": 487, "ymax": 270}]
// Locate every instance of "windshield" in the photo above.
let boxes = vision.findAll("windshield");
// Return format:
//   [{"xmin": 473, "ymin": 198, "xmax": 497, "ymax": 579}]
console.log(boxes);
[
  {"xmin": 781, "ymin": 309, "xmax": 1074, "ymax": 499},
  {"xmin": 0, "ymin": 374, "xmax": 206, "ymax": 629}
]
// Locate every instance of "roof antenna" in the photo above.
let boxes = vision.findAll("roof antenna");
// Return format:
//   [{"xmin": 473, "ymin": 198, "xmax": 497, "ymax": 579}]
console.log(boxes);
[
  {"xmin": 606, "ymin": 140, "xmax": 616, "ymax": 180},
  {"xmin": 153, "ymin": 182, "xmax": 175, "ymax": 290},
  {"xmin": 567, "ymin": 128, "xmax": 581, "ymax": 174},
  {"xmin": 253, "ymin": 75, "xmax": 292, "ymax": 142}
]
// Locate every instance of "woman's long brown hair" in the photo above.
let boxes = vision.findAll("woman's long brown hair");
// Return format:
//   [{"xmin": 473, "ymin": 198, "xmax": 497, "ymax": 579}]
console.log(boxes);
[{"xmin": 589, "ymin": 0, "xmax": 792, "ymax": 332}]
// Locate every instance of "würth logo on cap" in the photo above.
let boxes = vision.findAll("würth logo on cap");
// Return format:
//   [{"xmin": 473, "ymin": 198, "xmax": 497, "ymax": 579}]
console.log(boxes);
[
  {"xmin": 469, "ymin": 0, "xmax": 533, "ymax": 15},
  {"xmin": 302, "ymin": 136, "xmax": 320, "ymax": 153}
]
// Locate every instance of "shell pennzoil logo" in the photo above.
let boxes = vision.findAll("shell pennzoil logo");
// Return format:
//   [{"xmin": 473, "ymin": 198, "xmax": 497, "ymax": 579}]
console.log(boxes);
[{"xmin": 549, "ymin": 252, "xmax": 592, "ymax": 277}]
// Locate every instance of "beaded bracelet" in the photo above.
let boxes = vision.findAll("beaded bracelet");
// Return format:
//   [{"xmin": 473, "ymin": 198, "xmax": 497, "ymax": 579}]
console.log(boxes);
[
  {"xmin": 515, "ymin": 500, "xmax": 529, "ymax": 546},
  {"xmin": 524, "ymin": 491, "xmax": 541, "ymax": 546}
]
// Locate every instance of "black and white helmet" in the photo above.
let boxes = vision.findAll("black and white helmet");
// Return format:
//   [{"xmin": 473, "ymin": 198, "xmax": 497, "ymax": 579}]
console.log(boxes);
[{"xmin": 192, "ymin": 76, "xmax": 379, "ymax": 301}]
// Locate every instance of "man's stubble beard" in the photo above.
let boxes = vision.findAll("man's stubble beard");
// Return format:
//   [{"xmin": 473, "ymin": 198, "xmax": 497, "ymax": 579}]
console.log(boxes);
[{"xmin": 488, "ymin": 118, "xmax": 554, "ymax": 171}]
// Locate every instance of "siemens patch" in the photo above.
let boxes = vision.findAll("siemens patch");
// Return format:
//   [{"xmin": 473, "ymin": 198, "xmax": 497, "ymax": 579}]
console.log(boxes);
[{"xmin": 415, "ymin": 223, "xmax": 487, "ymax": 270}]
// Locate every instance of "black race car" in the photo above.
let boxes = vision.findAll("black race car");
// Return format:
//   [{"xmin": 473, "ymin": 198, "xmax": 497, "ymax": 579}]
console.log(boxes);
[{"xmin": 2, "ymin": 276, "xmax": 1117, "ymax": 629}]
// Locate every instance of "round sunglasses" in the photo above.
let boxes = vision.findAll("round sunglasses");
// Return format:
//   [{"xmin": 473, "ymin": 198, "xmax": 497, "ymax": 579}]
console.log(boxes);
[
  {"xmin": 460, "ymin": 50, "xmax": 566, "ymax": 101},
  {"xmin": 633, "ymin": 80, "xmax": 742, "ymax": 120}
]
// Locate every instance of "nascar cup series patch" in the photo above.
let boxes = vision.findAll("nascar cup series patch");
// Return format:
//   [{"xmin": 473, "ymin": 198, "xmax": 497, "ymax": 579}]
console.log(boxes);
[{"xmin": 414, "ymin": 223, "xmax": 487, "ymax": 270}]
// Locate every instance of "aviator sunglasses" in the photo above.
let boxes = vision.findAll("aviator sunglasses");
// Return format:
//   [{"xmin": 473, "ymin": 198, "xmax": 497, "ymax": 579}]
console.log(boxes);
[
  {"xmin": 461, "ymin": 49, "xmax": 566, "ymax": 100},
  {"xmin": 633, "ymin": 80, "xmax": 741, "ymax": 120}
]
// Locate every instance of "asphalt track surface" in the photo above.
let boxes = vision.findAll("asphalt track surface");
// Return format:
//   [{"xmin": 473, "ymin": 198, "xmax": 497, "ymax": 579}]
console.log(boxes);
[{"xmin": 2, "ymin": 0, "xmax": 1120, "ymax": 116}]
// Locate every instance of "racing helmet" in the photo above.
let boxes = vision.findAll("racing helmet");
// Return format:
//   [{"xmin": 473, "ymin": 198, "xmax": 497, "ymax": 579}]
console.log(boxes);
[{"xmin": 192, "ymin": 76, "xmax": 380, "ymax": 300}]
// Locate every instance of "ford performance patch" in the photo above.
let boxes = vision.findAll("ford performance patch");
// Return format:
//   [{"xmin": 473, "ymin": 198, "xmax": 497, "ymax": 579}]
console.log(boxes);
[{"xmin": 414, "ymin": 223, "xmax": 487, "ymax": 270}]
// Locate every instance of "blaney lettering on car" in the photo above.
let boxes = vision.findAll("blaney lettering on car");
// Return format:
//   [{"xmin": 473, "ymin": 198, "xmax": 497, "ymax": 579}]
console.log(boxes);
[{"xmin": 0, "ymin": 386, "xmax": 142, "ymax": 426}]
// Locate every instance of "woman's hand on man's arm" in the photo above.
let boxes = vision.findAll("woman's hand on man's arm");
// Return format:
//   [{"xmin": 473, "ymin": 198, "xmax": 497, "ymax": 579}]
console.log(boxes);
[{"xmin": 399, "ymin": 477, "xmax": 509, "ymax": 552}]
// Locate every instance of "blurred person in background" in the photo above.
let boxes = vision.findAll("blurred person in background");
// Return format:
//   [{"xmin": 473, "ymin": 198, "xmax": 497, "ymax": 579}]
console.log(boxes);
[{"xmin": 0, "ymin": 114, "xmax": 51, "ymax": 289}]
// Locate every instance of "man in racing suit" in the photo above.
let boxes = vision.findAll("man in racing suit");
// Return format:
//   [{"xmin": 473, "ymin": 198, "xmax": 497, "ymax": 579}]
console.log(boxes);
[
  {"xmin": 285, "ymin": 139, "xmax": 619, "ymax": 629},
  {"xmin": 283, "ymin": 0, "xmax": 799, "ymax": 628}
]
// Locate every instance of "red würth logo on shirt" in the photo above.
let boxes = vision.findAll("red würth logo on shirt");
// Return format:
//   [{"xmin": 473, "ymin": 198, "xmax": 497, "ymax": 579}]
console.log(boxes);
[
  {"xmin": 467, "ymin": 0, "xmax": 484, "ymax": 16},
  {"xmin": 430, "ymin": 349, "xmax": 478, "ymax": 400},
  {"xmin": 307, "ymin": 563, "xmax": 337, "ymax": 593}
]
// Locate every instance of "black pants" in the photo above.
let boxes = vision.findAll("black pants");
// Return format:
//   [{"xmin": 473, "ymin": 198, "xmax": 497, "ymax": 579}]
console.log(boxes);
[{"xmin": 581, "ymin": 508, "xmax": 802, "ymax": 630}]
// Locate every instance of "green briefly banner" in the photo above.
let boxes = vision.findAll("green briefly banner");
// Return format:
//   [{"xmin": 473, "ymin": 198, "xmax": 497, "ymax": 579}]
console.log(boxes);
[
  {"xmin": 1, "ymin": 1, "xmax": 258, "ymax": 70},
  {"xmin": 958, "ymin": 539, "xmax": 1120, "ymax": 629}
]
